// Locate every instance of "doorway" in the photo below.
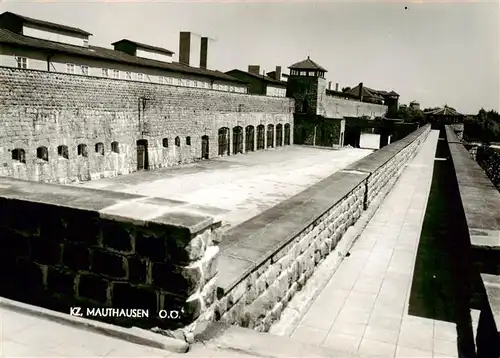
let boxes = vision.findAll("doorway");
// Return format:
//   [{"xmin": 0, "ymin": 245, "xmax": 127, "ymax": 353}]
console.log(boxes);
[
  {"xmin": 201, "ymin": 135, "xmax": 209, "ymax": 159},
  {"xmin": 136, "ymin": 139, "xmax": 149, "ymax": 170}
]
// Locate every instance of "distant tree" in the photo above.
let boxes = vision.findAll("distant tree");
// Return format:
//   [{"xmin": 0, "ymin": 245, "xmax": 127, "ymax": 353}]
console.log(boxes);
[
  {"xmin": 396, "ymin": 106, "xmax": 425, "ymax": 124},
  {"xmin": 341, "ymin": 87, "xmax": 351, "ymax": 93}
]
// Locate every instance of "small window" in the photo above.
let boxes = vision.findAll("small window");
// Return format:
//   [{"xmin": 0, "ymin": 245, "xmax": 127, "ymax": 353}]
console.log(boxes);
[
  {"xmin": 81, "ymin": 65, "xmax": 89, "ymax": 75},
  {"xmin": 186, "ymin": 136, "xmax": 191, "ymax": 146},
  {"xmin": 137, "ymin": 73, "xmax": 143, "ymax": 81},
  {"xmin": 15, "ymin": 56, "xmax": 27, "ymax": 69},
  {"xmin": 111, "ymin": 141, "xmax": 119, "ymax": 153},
  {"xmin": 12, "ymin": 148, "xmax": 26, "ymax": 164},
  {"xmin": 162, "ymin": 138, "xmax": 168, "ymax": 148},
  {"xmin": 102, "ymin": 68, "xmax": 109, "ymax": 77},
  {"xmin": 193, "ymin": 80, "xmax": 198, "ymax": 87},
  {"xmin": 112, "ymin": 70, "xmax": 119, "ymax": 79},
  {"xmin": 83, "ymin": 39, "xmax": 89, "ymax": 47},
  {"xmin": 77, "ymin": 144, "xmax": 88, "ymax": 157},
  {"xmin": 175, "ymin": 136, "xmax": 180, "ymax": 147},
  {"xmin": 95, "ymin": 142, "xmax": 104, "ymax": 155},
  {"xmin": 57, "ymin": 145, "xmax": 69, "ymax": 159},
  {"xmin": 36, "ymin": 146, "xmax": 48, "ymax": 161},
  {"xmin": 66, "ymin": 63, "xmax": 75, "ymax": 74},
  {"xmin": 159, "ymin": 76, "xmax": 164, "ymax": 84},
  {"xmin": 125, "ymin": 72, "xmax": 132, "ymax": 80}
]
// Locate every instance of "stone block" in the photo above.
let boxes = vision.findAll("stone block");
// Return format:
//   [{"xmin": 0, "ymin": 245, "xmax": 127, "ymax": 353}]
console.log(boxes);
[
  {"xmin": 271, "ymin": 301, "xmax": 283, "ymax": 320},
  {"xmin": 101, "ymin": 221, "xmax": 135, "ymax": 254},
  {"xmin": 112, "ymin": 282, "xmax": 158, "ymax": 312},
  {"xmin": 135, "ymin": 230, "xmax": 166, "ymax": 262},
  {"xmin": 264, "ymin": 263, "xmax": 281, "ymax": 285},
  {"xmin": 127, "ymin": 257, "xmax": 148, "ymax": 284},
  {"xmin": 62, "ymin": 242, "xmax": 91, "ymax": 271},
  {"xmin": 47, "ymin": 267, "xmax": 76, "ymax": 296},
  {"xmin": 151, "ymin": 262, "xmax": 201, "ymax": 297},
  {"xmin": 91, "ymin": 249, "xmax": 127, "ymax": 279},
  {"xmin": 30, "ymin": 239, "xmax": 62, "ymax": 266},
  {"xmin": 77, "ymin": 274, "xmax": 109, "ymax": 304}
]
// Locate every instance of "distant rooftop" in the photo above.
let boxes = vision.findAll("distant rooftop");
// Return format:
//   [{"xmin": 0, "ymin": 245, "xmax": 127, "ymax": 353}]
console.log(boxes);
[
  {"xmin": 111, "ymin": 39, "xmax": 174, "ymax": 56},
  {"xmin": 225, "ymin": 69, "xmax": 286, "ymax": 86},
  {"xmin": 288, "ymin": 57, "xmax": 327, "ymax": 72},
  {"xmin": 424, "ymin": 106, "xmax": 462, "ymax": 116},
  {"xmin": 346, "ymin": 84, "xmax": 399, "ymax": 99},
  {"xmin": 0, "ymin": 11, "xmax": 92, "ymax": 36}
]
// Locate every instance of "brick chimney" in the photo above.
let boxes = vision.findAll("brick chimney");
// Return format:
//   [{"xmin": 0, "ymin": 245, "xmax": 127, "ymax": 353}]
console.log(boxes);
[
  {"xmin": 335, "ymin": 83, "xmax": 339, "ymax": 91},
  {"xmin": 328, "ymin": 81, "xmax": 332, "ymax": 90},
  {"xmin": 359, "ymin": 82, "xmax": 364, "ymax": 101},
  {"xmin": 248, "ymin": 65, "xmax": 260, "ymax": 75},
  {"xmin": 275, "ymin": 66, "xmax": 282, "ymax": 81},
  {"xmin": 179, "ymin": 32, "xmax": 191, "ymax": 66},
  {"xmin": 200, "ymin": 37, "xmax": 208, "ymax": 69}
]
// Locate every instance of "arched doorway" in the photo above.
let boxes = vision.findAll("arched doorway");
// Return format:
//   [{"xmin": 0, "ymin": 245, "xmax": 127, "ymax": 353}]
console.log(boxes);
[
  {"xmin": 276, "ymin": 124, "xmax": 283, "ymax": 147},
  {"xmin": 284, "ymin": 123, "xmax": 291, "ymax": 145},
  {"xmin": 218, "ymin": 127, "xmax": 230, "ymax": 156},
  {"xmin": 267, "ymin": 124, "xmax": 274, "ymax": 148},
  {"xmin": 245, "ymin": 126, "xmax": 255, "ymax": 152},
  {"xmin": 233, "ymin": 126, "xmax": 243, "ymax": 154},
  {"xmin": 201, "ymin": 135, "xmax": 209, "ymax": 159},
  {"xmin": 136, "ymin": 139, "xmax": 149, "ymax": 170},
  {"xmin": 257, "ymin": 125, "xmax": 265, "ymax": 150}
]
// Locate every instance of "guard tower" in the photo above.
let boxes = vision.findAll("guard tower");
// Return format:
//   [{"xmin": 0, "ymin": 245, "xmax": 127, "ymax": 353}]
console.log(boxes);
[{"xmin": 286, "ymin": 57, "xmax": 328, "ymax": 116}]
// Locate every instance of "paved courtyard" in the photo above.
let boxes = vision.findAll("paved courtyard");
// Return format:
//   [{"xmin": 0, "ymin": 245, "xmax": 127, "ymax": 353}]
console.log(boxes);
[
  {"xmin": 75, "ymin": 146, "xmax": 372, "ymax": 229},
  {"xmin": 285, "ymin": 130, "xmax": 459, "ymax": 357}
]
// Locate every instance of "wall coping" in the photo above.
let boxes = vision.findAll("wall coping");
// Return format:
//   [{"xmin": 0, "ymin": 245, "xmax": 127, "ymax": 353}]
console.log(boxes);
[
  {"xmin": 0, "ymin": 177, "xmax": 221, "ymax": 234},
  {"xmin": 445, "ymin": 126, "xmax": 500, "ymax": 251},
  {"xmin": 217, "ymin": 124, "xmax": 431, "ymax": 294},
  {"xmin": 345, "ymin": 124, "xmax": 431, "ymax": 175},
  {"xmin": 481, "ymin": 273, "xmax": 500, "ymax": 333}
]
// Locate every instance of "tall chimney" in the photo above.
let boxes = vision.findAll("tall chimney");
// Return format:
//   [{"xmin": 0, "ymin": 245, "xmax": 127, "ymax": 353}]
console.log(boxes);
[
  {"xmin": 200, "ymin": 37, "xmax": 208, "ymax": 69},
  {"xmin": 275, "ymin": 66, "xmax": 282, "ymax": 81},
  {"xmin": 328, "ymin": 81, "xmax": 332, "ymax": 90},
  {"xmin": 248, "ymin": 65, "xmax": 260, "ymax": 75},
  {"xmin": 335, "ymin": 83, "xmax": 339, "ymax": 91},
  {"xmin": 179, "ymin": 32, "xmax": 191, "ymax": 66},
  {"xmin": 359, "ymin": 82, "xmax": 364, "ymax": 101}
]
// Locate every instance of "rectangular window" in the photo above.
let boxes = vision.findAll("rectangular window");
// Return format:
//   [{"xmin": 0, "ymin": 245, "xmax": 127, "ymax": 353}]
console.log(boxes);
[
  {"xmin": 193, "ymin": 80, "xmax": 198, "ymax": 87},
  {"xmin": 137, "ymin": 73, "xmax": 143, "ymax": 81},
  {"xmin": 66, "ymin": 63, "xmax": 75, "ymax": 74},
  {"xmin": 112, "ymin": 70, "xmax": 119, "ymax": 79},
  {"xmin": 81, "ymin": 65, "xmax": 89, "ymax": 75},
  {"xmin": 159, "ymin": 76, "xmax": 164, "ymax": 84},
  {"xmin": 125, "ymin": 72, "xmax": 132, "ymax": 80},
  {"xmin": 15, "ymin": 56, "xmax": 27, "ymax": 69},
  {"xmin": 102, "ymin": 68, "xmax": 109, "ymax": 77},
  {"xmin": 83, "ymin": 39, "xmax": 89, "ymax": 47}
]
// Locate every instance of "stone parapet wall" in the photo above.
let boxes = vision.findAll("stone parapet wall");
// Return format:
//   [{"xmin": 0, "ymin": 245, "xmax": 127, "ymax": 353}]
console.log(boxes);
[
  {"xmin": 0, "ymin": 67, "xmax": 294, "ymax": 184},
  {"xmin": 445, "ymin": 125, "xmax": 500, "ymax": 355},
  {"xmin": 0, "ymin": 177, "xmax": 222, "ymax": 330},
  {"xmin": 201, "ymin": 125, "xmax": 431, "ymax": 333}
]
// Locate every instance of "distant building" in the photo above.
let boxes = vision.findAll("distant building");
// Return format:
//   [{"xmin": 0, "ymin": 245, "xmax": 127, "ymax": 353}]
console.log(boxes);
[
  {"xmin": 266, "ymin": 66, "xmax": 289, "ymax": 82},
  {"xmin": 409, "ymin": 100, "xmax": 420, "ymax": 110},
  {"xmin": 225, "ymin": 65, "xmax": 287, "ymax": 97},
  {"xmin": 345, "ymin": 83, "xmax": 399, "ymax": 116},
  {"xmin": 0, "ymin": 11, "xmax": 248, "ymax": 93}
]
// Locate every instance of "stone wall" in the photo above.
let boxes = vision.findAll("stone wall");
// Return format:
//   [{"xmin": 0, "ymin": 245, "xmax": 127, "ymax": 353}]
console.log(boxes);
[
  {"xmin": 445, "ymin": 125, "xmax": 500, "ymax": 355},
  {"xmin": 0, "ymin": 177, "xmax": 222, "ymax": 330},
  {"xmin": 0, "ymin": 67, "xmax": 294, "ymax": 184},
  {"xmin": 293, "ymin": 115, "xmax": 344, "ymax": 148},
  {"xmin": 200, "ymin": 124, "xmax": 431, "ymax": 332}
]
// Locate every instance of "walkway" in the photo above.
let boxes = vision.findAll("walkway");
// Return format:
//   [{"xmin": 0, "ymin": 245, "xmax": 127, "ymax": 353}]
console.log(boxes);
[{"xmin": 286, "ymin": 130, "xmax": 458, "ymax": 357}]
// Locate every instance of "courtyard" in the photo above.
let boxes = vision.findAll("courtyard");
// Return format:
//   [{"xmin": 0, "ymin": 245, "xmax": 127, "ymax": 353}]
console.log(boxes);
[{"xmin": 74, "ymin": 146, "xmax": 373, "ymax": 230}]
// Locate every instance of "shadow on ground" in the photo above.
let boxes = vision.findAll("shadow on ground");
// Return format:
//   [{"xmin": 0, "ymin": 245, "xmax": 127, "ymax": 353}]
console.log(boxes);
[{"xmin": 408, "ymin": 127, "xmax": 478, "ymax": 358}]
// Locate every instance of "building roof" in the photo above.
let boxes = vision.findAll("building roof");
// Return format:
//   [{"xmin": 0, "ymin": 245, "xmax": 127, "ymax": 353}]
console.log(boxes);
[
  {"xmin": 424, "ymin": 106, "xmax": 462, "ymax": 116},
  {"xmin": 0, "ymin": 11, "xmax": 92, "ymax": 36},
  {"xmin": 288, "ymin": 57, "xmax": 327, "ymax": 72},
  {"xmin": 225, "ymin": 69, "xmax": 287, "ymax": 86},
  {"xmin": 325, "ymin": 89, "xmax": 359, "ymax": 100},
  {"xmin": 0, "ymin": 28, "xmax": 246, "ymax": 84},
  {"xmin": 346, "ymin": 84, "xmax": 399, "ymax": 99},
  {"xmin": 111, "ymin": 39, "xmax": 175, "ymax": 56}
]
